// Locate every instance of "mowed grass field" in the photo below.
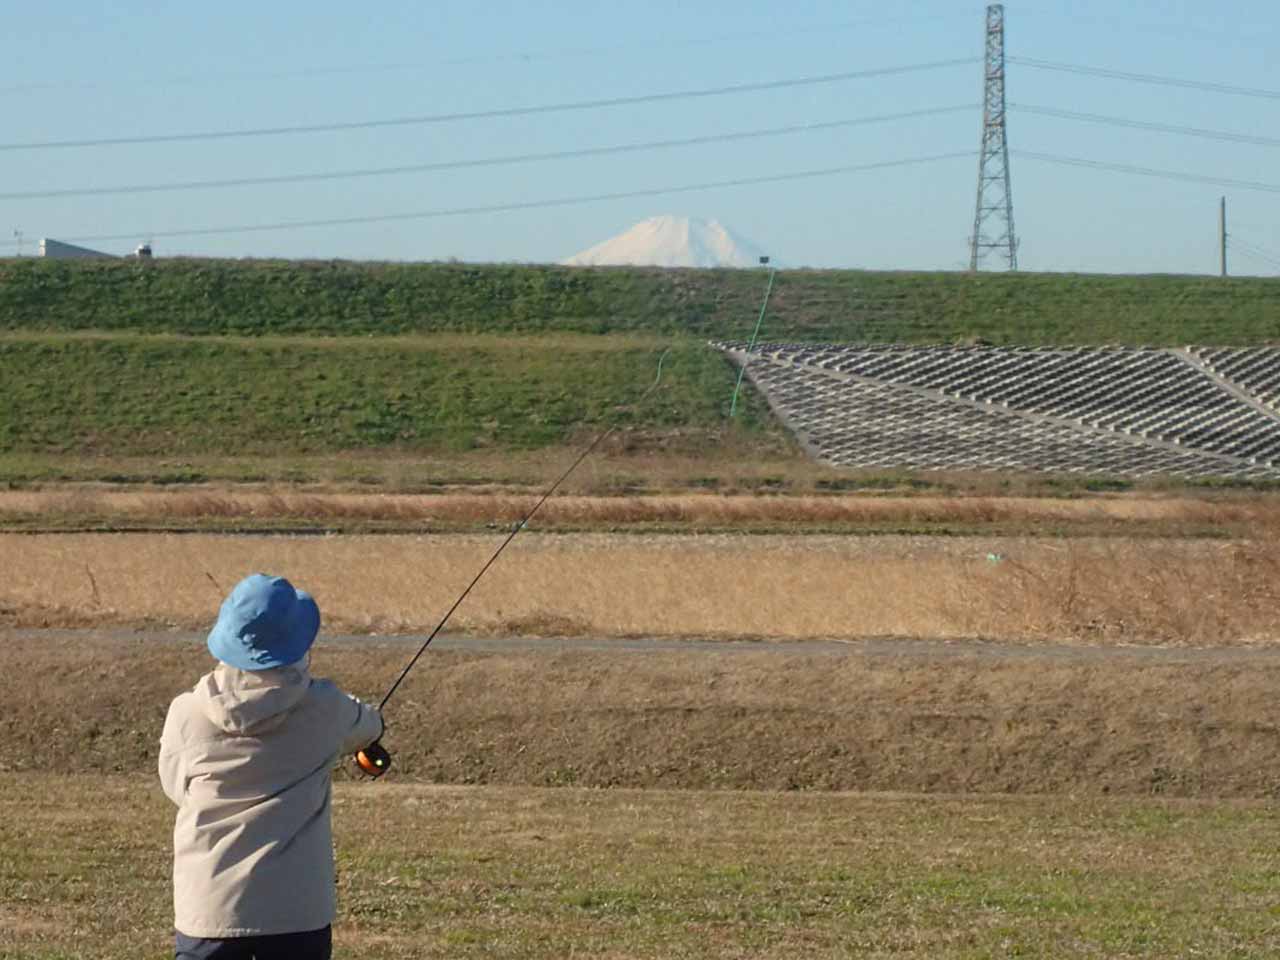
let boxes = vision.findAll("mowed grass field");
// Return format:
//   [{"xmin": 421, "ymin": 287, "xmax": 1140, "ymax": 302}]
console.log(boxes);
[{"xmin": 3, "ymin": 775, "xmax": 1278, "ymax": 959}]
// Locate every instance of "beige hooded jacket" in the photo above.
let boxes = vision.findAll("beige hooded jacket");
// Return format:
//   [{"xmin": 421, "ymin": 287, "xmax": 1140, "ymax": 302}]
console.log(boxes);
[{"xmin": 158, "ymin": 661, "xmax": 382, "ymax": 938}]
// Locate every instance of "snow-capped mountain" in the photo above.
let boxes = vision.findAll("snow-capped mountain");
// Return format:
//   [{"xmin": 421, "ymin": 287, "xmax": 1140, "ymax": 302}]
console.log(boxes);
[{"xmin": 562, "ymin": 216, "xmax": 770, "ymax": 268}]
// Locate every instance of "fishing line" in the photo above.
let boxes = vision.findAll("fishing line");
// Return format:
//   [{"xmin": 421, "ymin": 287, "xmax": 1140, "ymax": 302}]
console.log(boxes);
[
  {"xmin": 729, "ymin": 264, "xmax": 777, "ymax": 417},
  {"xmin": 355, "ymin": 348, "xmax": 672, "ymax": 776}
]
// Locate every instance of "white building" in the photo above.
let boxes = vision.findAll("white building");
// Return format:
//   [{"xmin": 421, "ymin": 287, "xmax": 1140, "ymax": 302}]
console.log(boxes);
[{"xmin": 39, "ymin": 238, "xmax": 115, "ymax": 259}]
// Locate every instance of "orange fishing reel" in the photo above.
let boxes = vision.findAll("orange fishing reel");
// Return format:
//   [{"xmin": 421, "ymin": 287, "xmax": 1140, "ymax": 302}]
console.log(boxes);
[{"xmin": 354, "ymin": 740, "xmax": 392, "ymax": 778}]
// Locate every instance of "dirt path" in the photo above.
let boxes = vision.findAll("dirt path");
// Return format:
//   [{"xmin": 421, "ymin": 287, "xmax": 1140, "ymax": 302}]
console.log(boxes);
[{"xmin": 9, "ymin": 626, "xmax": 1280, "ymax": 665}]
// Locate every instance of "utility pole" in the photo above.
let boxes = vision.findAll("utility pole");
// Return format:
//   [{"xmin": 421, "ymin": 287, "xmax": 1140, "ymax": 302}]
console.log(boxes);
[
  {"xmin": 1219, "ymin": 196, "xmax": 1227, "ymax": 278},
  {"xmin": 969, "ymin": 4, "xmax": 1018, "ymax": 272}
]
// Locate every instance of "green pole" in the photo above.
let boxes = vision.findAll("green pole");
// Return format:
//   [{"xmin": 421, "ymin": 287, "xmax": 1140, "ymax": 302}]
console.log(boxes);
[{"xmin": 729, "ymin": 265, "xmax": 776, "ymax": 417}]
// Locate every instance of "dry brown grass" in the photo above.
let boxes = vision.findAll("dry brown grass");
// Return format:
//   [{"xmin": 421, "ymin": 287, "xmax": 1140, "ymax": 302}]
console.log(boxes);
[
  {"xmin": 4, "ymin": 531, "xmax": 1280, "ymax": 646},
  {"xmin": 6, "ymin": 487, "xmax": 1280, "ymax": 533},
  {"xmin": 4, "ymin": 630, "xmax": 1280, "ymax": 797}
]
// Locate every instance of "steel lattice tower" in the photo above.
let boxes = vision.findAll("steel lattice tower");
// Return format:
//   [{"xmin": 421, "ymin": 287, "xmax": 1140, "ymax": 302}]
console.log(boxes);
[{"xmin": 969, "ymin": 4, "xmax": 1018, "ymax": 271}]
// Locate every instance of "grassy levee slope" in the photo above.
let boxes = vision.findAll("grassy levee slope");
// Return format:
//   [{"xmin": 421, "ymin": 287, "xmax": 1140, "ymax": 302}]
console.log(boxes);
[
  {"xmin": 0, "ymin": 333, "xmax": 774, "ymax": 460},
  {"xmin": 4, "ymin": 258, "xmax": 1278, "ymax": 487},
  {"xmin": 4, "ymin": 257, "xmax": 1280, "ymax": 344}
]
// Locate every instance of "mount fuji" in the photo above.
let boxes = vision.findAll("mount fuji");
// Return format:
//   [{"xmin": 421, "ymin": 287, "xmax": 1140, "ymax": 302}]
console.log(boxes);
[{"xmin": 562, "ymin": 216, "xmax": 771, "ymax": 268}]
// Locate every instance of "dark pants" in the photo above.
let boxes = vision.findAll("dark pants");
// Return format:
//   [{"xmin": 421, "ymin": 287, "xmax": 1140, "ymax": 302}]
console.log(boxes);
[{"xmin": 175, "ymin": 925, "xmax": 331, "ymax": 959}]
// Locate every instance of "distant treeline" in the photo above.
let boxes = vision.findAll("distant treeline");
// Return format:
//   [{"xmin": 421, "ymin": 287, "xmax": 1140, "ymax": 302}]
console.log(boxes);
[{"xmin": 3, "ymin": 258, "xmax": 1278, "ymax": 345}]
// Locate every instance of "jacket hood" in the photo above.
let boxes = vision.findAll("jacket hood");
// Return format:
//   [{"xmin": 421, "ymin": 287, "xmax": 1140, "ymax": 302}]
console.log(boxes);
[{"xmin": 194, "ymin": 661, "xmax": 312, "ymax": 734}]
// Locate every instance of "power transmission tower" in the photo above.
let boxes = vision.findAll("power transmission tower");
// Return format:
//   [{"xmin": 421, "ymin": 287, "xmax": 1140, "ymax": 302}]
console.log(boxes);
[{"xmin": 969, "ymin": 4, "xmax": 1018, "ymax": 271}]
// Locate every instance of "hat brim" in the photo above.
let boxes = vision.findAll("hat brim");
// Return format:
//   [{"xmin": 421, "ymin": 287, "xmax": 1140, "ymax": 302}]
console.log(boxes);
[{"xmin": 207, "ymin": 589, "xmax": 320, "ymax": 671}]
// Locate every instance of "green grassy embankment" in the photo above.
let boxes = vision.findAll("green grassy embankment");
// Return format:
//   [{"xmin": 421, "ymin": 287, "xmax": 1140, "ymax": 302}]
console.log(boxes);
[
  {"xmin": 0, "ymin": 333, "xmax": 774, "ymax": 456},
  {"xmin": 3, "ymin": 257, "xmax": 1279, "ymax": 344},
  {"xmin": 2, "ymin": 258, "xmax": 1277, "ymax": 489}
]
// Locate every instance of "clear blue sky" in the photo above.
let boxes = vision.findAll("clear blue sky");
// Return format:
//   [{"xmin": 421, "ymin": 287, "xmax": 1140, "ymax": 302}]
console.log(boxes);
[{"xmin": 2, "ymin": 1, "xmax": 1277, "ymax": 275}]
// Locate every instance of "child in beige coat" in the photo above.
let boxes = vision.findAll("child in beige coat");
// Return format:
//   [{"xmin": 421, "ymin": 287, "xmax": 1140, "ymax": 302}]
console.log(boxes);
[{"xmin": 159, "ymin": 573, "xmax": 382, "ymax": 959}]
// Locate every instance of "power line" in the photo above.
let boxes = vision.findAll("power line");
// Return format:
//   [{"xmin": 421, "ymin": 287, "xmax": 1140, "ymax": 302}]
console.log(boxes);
[
  {"xmin": 1015, "ymin": 151, "xmax": 1280, "ymax": 194},
  {"xmin": 1233, "ymin": 235, "xmax": 1280, "ymax": 260},
  {"xmin": 0, "ymin": 151, "xmax": 973, "ymax": 247},
  {"xmin": 1009, "ymin": 57, "xmax": 1280, "ymax": 101},
  {"xmin": 1231, "ymin": 248, "xmax": 1280, "ymax": 273},
  {"xmin": 1023, "ymin": 12, "xmax": 1274, "ymax": 51},
  {"xmin": 0, "ymin": 105, "xmax": 975, "ymax": 201},
  {"xmin": 0, "ymin": 14, "xmax": 980, "ymax": 96},
  {"xmin": 1231, "ymin": 237, "xmax": 1280, "ymax": 271},
  {"xmin": 0, "ymin": 58, "xmax": 978, "ymax": 153},
  {"xmin": 1010, "ymin": 104, "xmax": 1280, "ymax": 148}
]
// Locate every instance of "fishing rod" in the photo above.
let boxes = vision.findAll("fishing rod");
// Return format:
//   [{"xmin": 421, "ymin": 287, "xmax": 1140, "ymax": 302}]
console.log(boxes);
[{"xmin": 355, "ymin": 349, "xmax": 671, "ymax": 777}]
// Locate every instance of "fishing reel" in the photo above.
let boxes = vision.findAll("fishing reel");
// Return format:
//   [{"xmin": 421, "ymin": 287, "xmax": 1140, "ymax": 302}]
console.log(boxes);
[{"xmin": 354, "ymin": 740, "xmax": 392, "ymax": 778}]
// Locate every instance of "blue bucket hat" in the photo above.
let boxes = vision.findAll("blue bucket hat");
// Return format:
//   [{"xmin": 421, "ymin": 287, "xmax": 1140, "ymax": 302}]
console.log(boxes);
[{"xmin": 207, "ymin": 574, "xmax": 320, "ymax": 671}]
